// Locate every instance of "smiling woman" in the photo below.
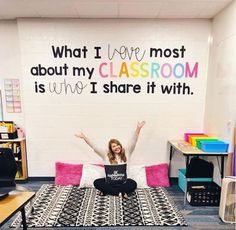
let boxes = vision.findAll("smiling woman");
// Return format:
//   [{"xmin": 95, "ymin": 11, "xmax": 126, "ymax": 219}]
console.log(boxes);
[{"xmin": 75, "ymin": 121, "xmax": 146, "ymax": 198}]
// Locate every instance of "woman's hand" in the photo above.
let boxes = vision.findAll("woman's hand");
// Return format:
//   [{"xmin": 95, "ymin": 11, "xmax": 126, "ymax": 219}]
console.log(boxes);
[
  {"xmin": 75, "ymin": 132, "xmax": 86, "ymax": 140},
  {"xmin": 136, "ymin": 121, "xmax": 146, "ymax": 134},
  {"xmin": 137, "ymin": 121, "xmax": 146, "ymax": 129}
]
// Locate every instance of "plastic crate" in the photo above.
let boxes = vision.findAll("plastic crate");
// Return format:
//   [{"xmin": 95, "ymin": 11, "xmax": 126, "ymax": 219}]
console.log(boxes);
[
  {"xmin": 200, "ymin": 141, "xmax": 229, "ymax": 152},
  {"xmin": 187, "ymin": 181, "xmax": 221, "ymax": 206},
  {"xmin": 178, "ymin": 168, "xmax": 213, "ymax": 192}
]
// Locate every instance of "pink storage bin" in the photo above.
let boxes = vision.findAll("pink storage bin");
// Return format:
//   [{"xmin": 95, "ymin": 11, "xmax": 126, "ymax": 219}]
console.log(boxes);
[{"xmin": 184, "ymin": 133, "xmax": 206, "ymax": 142}]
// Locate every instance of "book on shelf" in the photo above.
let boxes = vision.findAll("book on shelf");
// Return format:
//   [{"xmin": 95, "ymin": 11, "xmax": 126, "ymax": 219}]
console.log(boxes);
[
  {"xmin": 15, "ymin": 163, "xmax": 23, "ymax": 178},
  {"xmin": 15, "ymin": 170, "xmax": 22, "ymax": 178},
  {"xmin": 0, "ymin": 142, "xmax": 21, "ymax": 154}
]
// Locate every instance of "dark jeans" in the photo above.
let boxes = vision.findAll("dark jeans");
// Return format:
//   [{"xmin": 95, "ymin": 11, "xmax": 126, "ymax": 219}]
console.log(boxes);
[{"xmin": 93, "ymin": 178, "xmax": 137, "ymax": 196}]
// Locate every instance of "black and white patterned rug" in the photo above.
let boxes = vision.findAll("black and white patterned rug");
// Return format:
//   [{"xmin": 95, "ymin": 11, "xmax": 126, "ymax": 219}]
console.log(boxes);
[{"xmin": 11, "ymin": 184, "xmax": 187, "ymax": 227}]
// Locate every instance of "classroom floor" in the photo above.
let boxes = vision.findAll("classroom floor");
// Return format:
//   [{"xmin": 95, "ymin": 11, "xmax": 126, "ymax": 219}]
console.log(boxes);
[{"xmin": 2, "ymin": 179, "xmax": 235, "ymax": 230}]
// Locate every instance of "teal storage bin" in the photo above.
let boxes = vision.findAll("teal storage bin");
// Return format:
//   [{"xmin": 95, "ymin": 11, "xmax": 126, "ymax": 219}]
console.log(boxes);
[
  {"xmin": 199, "ymin": 141, "xmax": 229, "ymax": 152},
  {"xmin": 178, "ymin": 168, "xmax": 213, "ymax": 192}
]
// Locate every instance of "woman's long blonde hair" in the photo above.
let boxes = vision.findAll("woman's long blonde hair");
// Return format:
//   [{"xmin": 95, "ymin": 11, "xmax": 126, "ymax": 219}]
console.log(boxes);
[{"xmin": 107, "ymin": 139, "xmax": 127, "ymax": 164}]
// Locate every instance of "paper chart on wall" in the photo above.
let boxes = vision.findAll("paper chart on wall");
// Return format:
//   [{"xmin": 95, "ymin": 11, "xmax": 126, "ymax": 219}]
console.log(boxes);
[{"xmin": 4, "ymin": 79, "xmax": 22, "ymax": 113}]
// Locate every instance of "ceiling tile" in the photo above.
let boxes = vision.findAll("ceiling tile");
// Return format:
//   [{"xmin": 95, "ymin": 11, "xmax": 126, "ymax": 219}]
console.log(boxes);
[
  {"xmin": 198, "ymin": 0, "xmax": 233, "ymax": 18},
  {"xmin": 119, "ymin": 2, "xmax": 163, "ymax": 18},
  {"xmin": 75, "ymin": 1, "xmax": 118, "ymax": 18},
  {"xmin": 25, "ymin": 0, "xmax": 78, "ymax": 18},
  {"xmin": 0, "ymin": 0, "xmax": 39, "ymax": 19},
  {"xmin": 0, "ymin": 0, "xmax": 234, "ymax": 19}
]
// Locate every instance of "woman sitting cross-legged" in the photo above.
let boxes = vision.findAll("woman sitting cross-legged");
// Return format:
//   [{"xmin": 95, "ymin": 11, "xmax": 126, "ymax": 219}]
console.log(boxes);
[{"xmin": 75, "ymin": 121, "xmax": 145, "ymax": 199}]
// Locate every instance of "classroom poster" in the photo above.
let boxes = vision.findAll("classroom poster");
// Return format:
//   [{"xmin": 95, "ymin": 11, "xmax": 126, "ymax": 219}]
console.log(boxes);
[{"xmin": 4, "ymin": 79, "xmax": 22, "ymax": 113}]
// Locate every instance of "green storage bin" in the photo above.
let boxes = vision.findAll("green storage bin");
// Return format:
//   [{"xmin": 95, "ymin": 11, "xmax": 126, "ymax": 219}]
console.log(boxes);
[{"xmin": 196, "ymin": 138, "xmax": 218, "ymax": 149}]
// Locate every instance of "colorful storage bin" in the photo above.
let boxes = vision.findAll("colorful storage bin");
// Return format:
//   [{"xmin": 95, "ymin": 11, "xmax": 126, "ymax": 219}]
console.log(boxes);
[
  {"xmin": 178, "ymin": 168, "xmax": 213, "ymax": 192},
  {"xmin": 200, "ymin": 141, "xmax": 229, "ymax": 152},
  {"xmin": 190, "ymin": 136, "xmax": 217, "ymax": 147},
  {"xmin": 184, "ymin": 133, "xmax": 206, "ymax": 142},
  {"xmin": 196, "ymin": 138, "xmax": 218, "ymax": 148},
  {"xmin": 190, "ymin": 136, "xmax": 216, "ymax": 146}
]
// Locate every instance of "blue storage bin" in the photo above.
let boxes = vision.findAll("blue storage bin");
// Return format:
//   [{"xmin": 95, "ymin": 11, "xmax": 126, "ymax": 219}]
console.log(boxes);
[
  {"xmin": 178, "ymin": 168, "xmax": 213, "ymax": 192},
  {"xmin": 199, "ymin": 141, "xmax": 229, "ymax": 152}
]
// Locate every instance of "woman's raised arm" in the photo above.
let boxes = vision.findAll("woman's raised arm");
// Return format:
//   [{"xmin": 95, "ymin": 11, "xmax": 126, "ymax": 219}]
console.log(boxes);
[
  {"xmin": 75, "ymin": 132, "xmax": 106, "ymax": 159},
  {"xmin": 127, "ymin": 121, "xmax": 146, "ymax": 155}
]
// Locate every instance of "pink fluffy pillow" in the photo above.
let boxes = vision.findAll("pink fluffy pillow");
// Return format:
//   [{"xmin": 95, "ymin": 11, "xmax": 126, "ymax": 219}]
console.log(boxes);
[
  {"xmin": 145, "ymin": 163, "xmax": 170, "ymax": 187},
  {"xmin": 55, "ymin": 162, "xmax": 83, "ymax": 186}
]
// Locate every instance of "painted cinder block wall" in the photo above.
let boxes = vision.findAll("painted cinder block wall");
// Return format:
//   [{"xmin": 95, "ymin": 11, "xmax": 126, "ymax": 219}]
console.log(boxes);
[
  {"xmin": 16, "ymin": 19, "xmax": 210, "ymax": 176},
  {"xmin": 204, "ymin": 0, "xmax": 236, "ymax": 183},
  {"xmin": 0, "ymin": 2, "xmax": 235, "ymax": 180}
]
